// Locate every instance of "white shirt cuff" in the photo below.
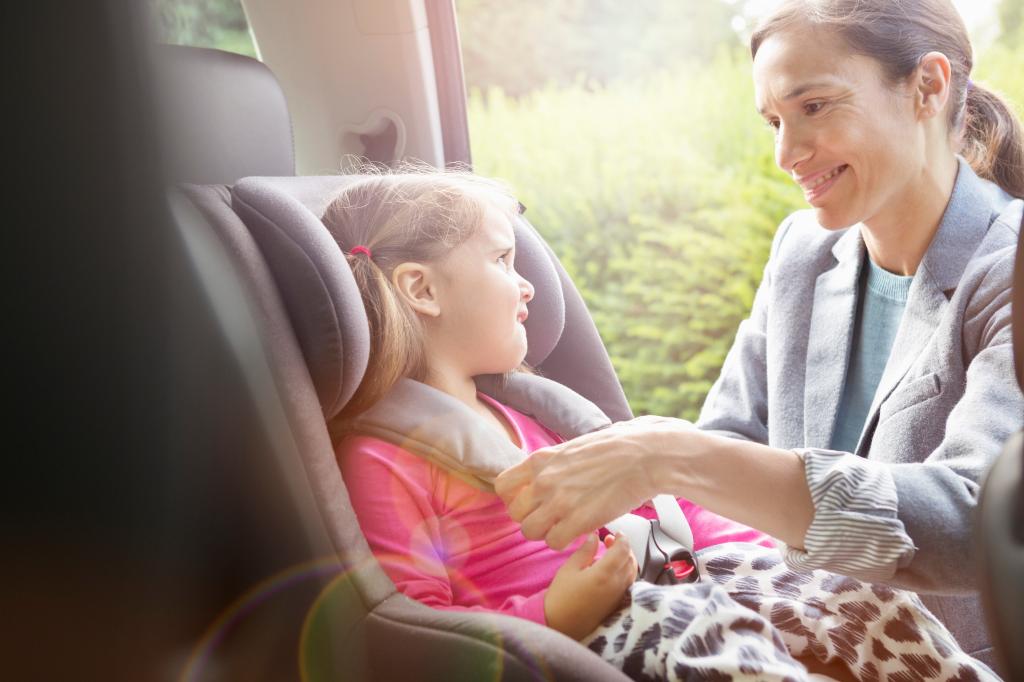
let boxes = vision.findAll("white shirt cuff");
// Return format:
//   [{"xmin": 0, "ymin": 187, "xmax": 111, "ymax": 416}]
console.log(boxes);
[{"xmin": 779, "ymin": 448, "xmax": 917, "ymax": 581}]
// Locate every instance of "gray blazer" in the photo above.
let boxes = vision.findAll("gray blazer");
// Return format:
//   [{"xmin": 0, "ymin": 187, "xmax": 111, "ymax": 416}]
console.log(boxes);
[{"xmin": 697, "ymin": 159, "xmax": 1023, "ymax": 664}]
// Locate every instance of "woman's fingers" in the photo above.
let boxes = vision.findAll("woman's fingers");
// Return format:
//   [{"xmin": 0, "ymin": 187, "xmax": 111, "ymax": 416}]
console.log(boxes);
[
  {"xmin": 503, "ymin": 481, "xmax": 534, "ymax": 522},
  {"xmin": 519, "ymin": 496, "xmax": 566, "ymax": 544},
  {"xmin": 494, "ymin": 461, "xmax": 530, "ymax": 505},
  {"xmin": 495, "ymin": 445, "xmax": 556, "ymax": 505},
  {"xmin": 545, "ymin": 516, "xmax": 588, "ymax": 551}
]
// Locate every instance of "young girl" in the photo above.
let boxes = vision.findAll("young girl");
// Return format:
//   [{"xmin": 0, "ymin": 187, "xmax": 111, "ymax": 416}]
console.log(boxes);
[{"xmin": 324, "ymin": 171, "xmax": 997, "ymax": 681}]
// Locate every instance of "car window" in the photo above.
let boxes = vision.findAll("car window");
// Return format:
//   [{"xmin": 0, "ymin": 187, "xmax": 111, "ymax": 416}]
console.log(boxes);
[{"xmin": 149, "ymin": 0, "xmax": 257, "ymax": 59}]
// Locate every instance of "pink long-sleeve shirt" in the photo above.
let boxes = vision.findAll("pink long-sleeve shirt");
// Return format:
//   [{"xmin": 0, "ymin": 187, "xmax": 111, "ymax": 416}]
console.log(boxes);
[{"xmin": 337, "ymin": 394, "xmax": 773, "ymax": 626}]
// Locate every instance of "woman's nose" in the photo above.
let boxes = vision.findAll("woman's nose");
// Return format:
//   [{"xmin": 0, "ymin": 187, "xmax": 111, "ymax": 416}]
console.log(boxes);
[{"xmin": 775, "ymin": 122, "xmax": 813, "ymax": 174}]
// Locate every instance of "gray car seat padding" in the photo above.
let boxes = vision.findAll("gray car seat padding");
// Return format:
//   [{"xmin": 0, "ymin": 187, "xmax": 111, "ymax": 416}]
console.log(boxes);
[{"xmin": 230, "ymin": 175, "xmax": 632, "ymax": 421}]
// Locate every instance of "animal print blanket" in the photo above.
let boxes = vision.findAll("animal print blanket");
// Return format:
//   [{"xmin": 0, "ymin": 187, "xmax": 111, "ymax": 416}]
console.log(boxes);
[{"xmin": 582, "ymin": 543, "xmax": 998, "ymax": 681}]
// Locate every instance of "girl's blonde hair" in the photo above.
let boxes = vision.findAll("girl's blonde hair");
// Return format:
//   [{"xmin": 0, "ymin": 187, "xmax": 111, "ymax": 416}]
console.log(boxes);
[{"xmin": 321, "ymin": 167, "xmax": 518, "ymax": 437}]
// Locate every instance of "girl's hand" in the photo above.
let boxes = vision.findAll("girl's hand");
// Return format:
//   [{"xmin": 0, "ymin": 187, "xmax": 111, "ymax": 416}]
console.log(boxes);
[{"xmin": 544, "ymin": 533, "xmax": 637, "ymax": 641}]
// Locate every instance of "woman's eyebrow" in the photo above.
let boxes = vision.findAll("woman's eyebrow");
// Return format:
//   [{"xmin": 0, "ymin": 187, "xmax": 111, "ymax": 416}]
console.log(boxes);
[
  {"xmin": 782, "ymin": 81, "xmax": 835, "ymax": 100},
  {"xmin": 757, "ymin": 80, "xmax": 836, "ymax": 114}
]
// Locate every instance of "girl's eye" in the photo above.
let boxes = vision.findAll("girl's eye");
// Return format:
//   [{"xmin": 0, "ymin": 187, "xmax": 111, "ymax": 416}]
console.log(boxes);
[
  {"xmin": 765, "ymin": 119, "xmax": 780, "ymax": 134},
  {"xmin": 497, "ymin": 252, "xmax": 511, "ymax": 267}
]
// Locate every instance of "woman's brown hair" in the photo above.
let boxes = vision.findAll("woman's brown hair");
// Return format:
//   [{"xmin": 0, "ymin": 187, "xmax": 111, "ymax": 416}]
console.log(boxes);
[
  {"xmin": 320, "ymin": 168, "xmax": 517, "ymax": 439},
  {"xmin": 750, "ymin": 0, "xmax": 1024, "ymax": 197}
]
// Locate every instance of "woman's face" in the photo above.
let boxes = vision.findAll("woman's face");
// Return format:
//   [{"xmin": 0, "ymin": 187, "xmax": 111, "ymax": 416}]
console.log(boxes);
[{"xmin": 753, "ymin": 25, "xmax": 924, "ymax": 230}]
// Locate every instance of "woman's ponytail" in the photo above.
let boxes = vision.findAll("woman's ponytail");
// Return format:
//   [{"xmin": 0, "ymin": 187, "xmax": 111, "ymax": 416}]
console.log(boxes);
[{"xmin": 961, "ymin": 82, "xmax": 1024, "ymax": 197}]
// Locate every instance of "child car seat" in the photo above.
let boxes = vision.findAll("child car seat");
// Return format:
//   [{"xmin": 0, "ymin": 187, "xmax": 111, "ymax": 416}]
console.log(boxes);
[
  {"xmin": 225, "ymin": 174, "xmax": 637, "ymax": 681},
  {"xmin": 163, "ymin": 44, "xmax": 634, "ymax": 681}
]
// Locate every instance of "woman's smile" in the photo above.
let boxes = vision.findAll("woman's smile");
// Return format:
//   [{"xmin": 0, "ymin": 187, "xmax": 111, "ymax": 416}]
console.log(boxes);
[{"xmin": 797, "ymin": 163, "xmax": 849, "ymax": 203}]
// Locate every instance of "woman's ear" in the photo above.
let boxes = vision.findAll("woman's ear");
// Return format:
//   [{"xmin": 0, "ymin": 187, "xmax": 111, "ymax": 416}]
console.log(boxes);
[
  {"xmin": 915, "ymin": 51, "xmax": 952, "ymax": 121},
  {"xmin": 392, "ymin": 262, "xmax": 442, "ymax": 318}
]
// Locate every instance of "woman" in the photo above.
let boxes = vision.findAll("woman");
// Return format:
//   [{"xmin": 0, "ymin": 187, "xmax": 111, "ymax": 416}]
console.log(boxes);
[{"xmin": 495, "ymin": 0, "xmax": 1023, "ymax": 667}]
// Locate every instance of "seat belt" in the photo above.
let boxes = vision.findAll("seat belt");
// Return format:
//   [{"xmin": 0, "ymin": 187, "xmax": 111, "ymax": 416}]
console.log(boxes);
[{"xmin": 604, "ymin": 494, "xmax": 699, "ymax": 585}]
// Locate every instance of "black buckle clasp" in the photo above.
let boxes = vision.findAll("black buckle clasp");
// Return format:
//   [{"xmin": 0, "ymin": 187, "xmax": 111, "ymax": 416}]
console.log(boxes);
[{"xmin": 640, "ymin": 519, "xmax": 700, "ymax": 585}]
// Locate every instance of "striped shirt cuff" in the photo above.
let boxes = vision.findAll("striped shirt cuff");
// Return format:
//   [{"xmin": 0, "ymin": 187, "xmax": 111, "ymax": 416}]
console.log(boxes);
[{"xmin": 779, "ymin": 448, "xmax": 917, "ymax": 581}]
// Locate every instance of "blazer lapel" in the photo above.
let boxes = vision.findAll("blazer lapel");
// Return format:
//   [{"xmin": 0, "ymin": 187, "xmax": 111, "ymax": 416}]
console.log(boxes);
[
  {"xmin": 804, "ymin": 227, "xmax": 864, "ymax": 449},
  {"xmin": 858, "ymin": 160, "xmax": 996, "ymax": 448}
]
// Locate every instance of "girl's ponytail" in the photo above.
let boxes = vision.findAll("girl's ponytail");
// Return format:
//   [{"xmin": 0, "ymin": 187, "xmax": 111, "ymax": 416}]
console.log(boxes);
[
  {"xmin": 961, "ymin": 83, "xmax": 1024, "ymax": 198},
  {"xmin": 332, "ymin": 252, "xmax": 426, "ymax": 432}
]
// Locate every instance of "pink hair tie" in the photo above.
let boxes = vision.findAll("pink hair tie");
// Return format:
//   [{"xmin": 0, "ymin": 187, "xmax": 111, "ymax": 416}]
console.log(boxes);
[{"xmin": 349, "ymin": 245, "xmax": 373, "ymax": 259}]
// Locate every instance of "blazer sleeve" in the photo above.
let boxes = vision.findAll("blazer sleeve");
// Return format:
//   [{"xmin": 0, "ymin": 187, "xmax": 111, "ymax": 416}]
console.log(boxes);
[
  {"xmin": 782, "ymin": 244, "xmax": 1021, "ymax": 593},
  {"xmin": 340, "ymin": 441, "xmax": 549, "ymax": 625},
  {"xmin": 696, "ymin": 218, "xmax": 793, "ymax": 442}
]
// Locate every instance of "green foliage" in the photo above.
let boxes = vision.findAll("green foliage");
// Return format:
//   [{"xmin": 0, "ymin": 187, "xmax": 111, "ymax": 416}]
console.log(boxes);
[
  {"xmin": 149, "ymin": 0, "xmax": 256, "ymax": 58},
  {"xmin": 977, "ymin": 29, "xmax": 1024, "ymax": 115},
  {"xmin": 998, "ymin": 0, "xmax": 1024, "ymax": 48},
  {"xmin": 470, "ymin": 51, "xmax": 804, "ymax": 419}
]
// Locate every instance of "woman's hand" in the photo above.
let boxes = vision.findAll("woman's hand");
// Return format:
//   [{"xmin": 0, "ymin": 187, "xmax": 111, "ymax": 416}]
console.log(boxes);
[
  {"xmin": 495, "ymin": 415, "xmax": 693, "ymax": 550},
  {"xmin": 544, "ymin": 533, "xmax": 637, "ymax": 640},
  {"xmin": 497, "ymin": 416, "xmax": 815, "ymax": 550}
]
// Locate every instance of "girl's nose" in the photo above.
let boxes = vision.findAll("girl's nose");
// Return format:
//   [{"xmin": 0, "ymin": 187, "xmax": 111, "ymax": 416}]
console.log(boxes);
[{"xmin": 519, "ymin": 274, "xmax": 535, "ymax": 303}]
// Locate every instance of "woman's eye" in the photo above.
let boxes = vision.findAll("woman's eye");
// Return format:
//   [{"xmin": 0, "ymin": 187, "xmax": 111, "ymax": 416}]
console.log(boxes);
[
  {"xmin": 765, "ymin": 119, "xmax": 780, "ymax": 134},
  {"xmin": 804, "ymin": 101, "xmax": 826, "ymax": 115}
]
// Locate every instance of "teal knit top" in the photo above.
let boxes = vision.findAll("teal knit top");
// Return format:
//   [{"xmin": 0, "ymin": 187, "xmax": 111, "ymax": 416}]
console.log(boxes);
[{"xmin": 830, "ymin": 256, "xmax": 915, "ymax": 455}]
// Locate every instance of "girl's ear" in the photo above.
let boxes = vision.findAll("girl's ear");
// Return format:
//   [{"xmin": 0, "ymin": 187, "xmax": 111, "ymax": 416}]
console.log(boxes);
[
  {"xmin": 914, "ymin": 51, "xmax": 952, "ymax": 121},
  {"xmin": 391, "ymin": 262, "xmax": 442, "ymax": 318}
]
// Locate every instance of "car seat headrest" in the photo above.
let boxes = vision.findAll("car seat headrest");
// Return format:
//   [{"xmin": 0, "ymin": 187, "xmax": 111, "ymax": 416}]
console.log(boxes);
[
  {"xmin": 154, "ymin": 45, "xmax": 295, "ymax": 184},
  {"xmin": 230, "ymin": 176, "xmax": 567, "ymax": 419}
]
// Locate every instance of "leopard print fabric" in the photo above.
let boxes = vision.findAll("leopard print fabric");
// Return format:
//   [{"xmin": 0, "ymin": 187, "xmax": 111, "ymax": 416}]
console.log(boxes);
[{"xmin": 582, "ymin": 544, "xmax": 999, "ymax": 681}]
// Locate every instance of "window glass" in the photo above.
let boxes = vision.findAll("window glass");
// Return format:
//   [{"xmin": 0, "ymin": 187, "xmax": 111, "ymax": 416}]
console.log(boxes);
[{"xmin": 150, "ymin": 0, "xmax": 257, "ymax": 59}]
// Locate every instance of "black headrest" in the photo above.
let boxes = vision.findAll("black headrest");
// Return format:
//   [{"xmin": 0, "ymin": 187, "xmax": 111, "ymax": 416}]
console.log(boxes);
[{"xmin": 154, "ymin": 45, "xmax": 294, "ymax": 184}]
